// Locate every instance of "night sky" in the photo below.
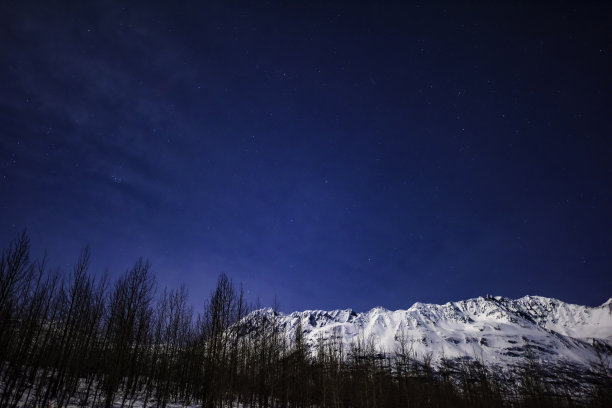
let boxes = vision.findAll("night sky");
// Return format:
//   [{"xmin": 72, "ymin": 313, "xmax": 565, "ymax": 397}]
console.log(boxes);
[{"xmin": 1, "ymin": 2, "xmax": 611, "ymax": 312}]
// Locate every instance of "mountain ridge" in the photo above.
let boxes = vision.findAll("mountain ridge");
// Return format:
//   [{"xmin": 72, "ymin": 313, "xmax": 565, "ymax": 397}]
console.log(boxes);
[{"xmin": 247, "ymin": 295, "xmax": 612, "ymax": 370}]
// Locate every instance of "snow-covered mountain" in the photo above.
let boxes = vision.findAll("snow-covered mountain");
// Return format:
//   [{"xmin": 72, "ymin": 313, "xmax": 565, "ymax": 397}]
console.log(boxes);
[{"xmin": 250, "ymin": 295, "xmax": 612, "ymax": 369}]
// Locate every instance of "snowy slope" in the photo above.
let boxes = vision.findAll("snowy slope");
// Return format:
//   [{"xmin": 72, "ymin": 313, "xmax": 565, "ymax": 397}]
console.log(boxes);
[{"xmin": 251, "ymin": 296, "xmax": 612, "ymax": 369}]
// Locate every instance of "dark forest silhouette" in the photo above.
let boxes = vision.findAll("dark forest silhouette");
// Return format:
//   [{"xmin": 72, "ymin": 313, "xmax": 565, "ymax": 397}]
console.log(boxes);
[{"xmin": 0, "ymin": 232, "xmax": 610, "ymax": 407}]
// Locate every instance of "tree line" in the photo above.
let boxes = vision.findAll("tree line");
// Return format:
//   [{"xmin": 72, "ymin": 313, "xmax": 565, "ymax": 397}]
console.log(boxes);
[{"xmin": 0, "ymin": 232, "xmax": 610, "ymax": 407}]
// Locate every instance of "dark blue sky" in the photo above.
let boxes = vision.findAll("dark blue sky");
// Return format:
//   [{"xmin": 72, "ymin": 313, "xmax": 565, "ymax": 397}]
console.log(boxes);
[{"xmin": 1, "ymin": 1, "xmax": 611, "ymax": 312}]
